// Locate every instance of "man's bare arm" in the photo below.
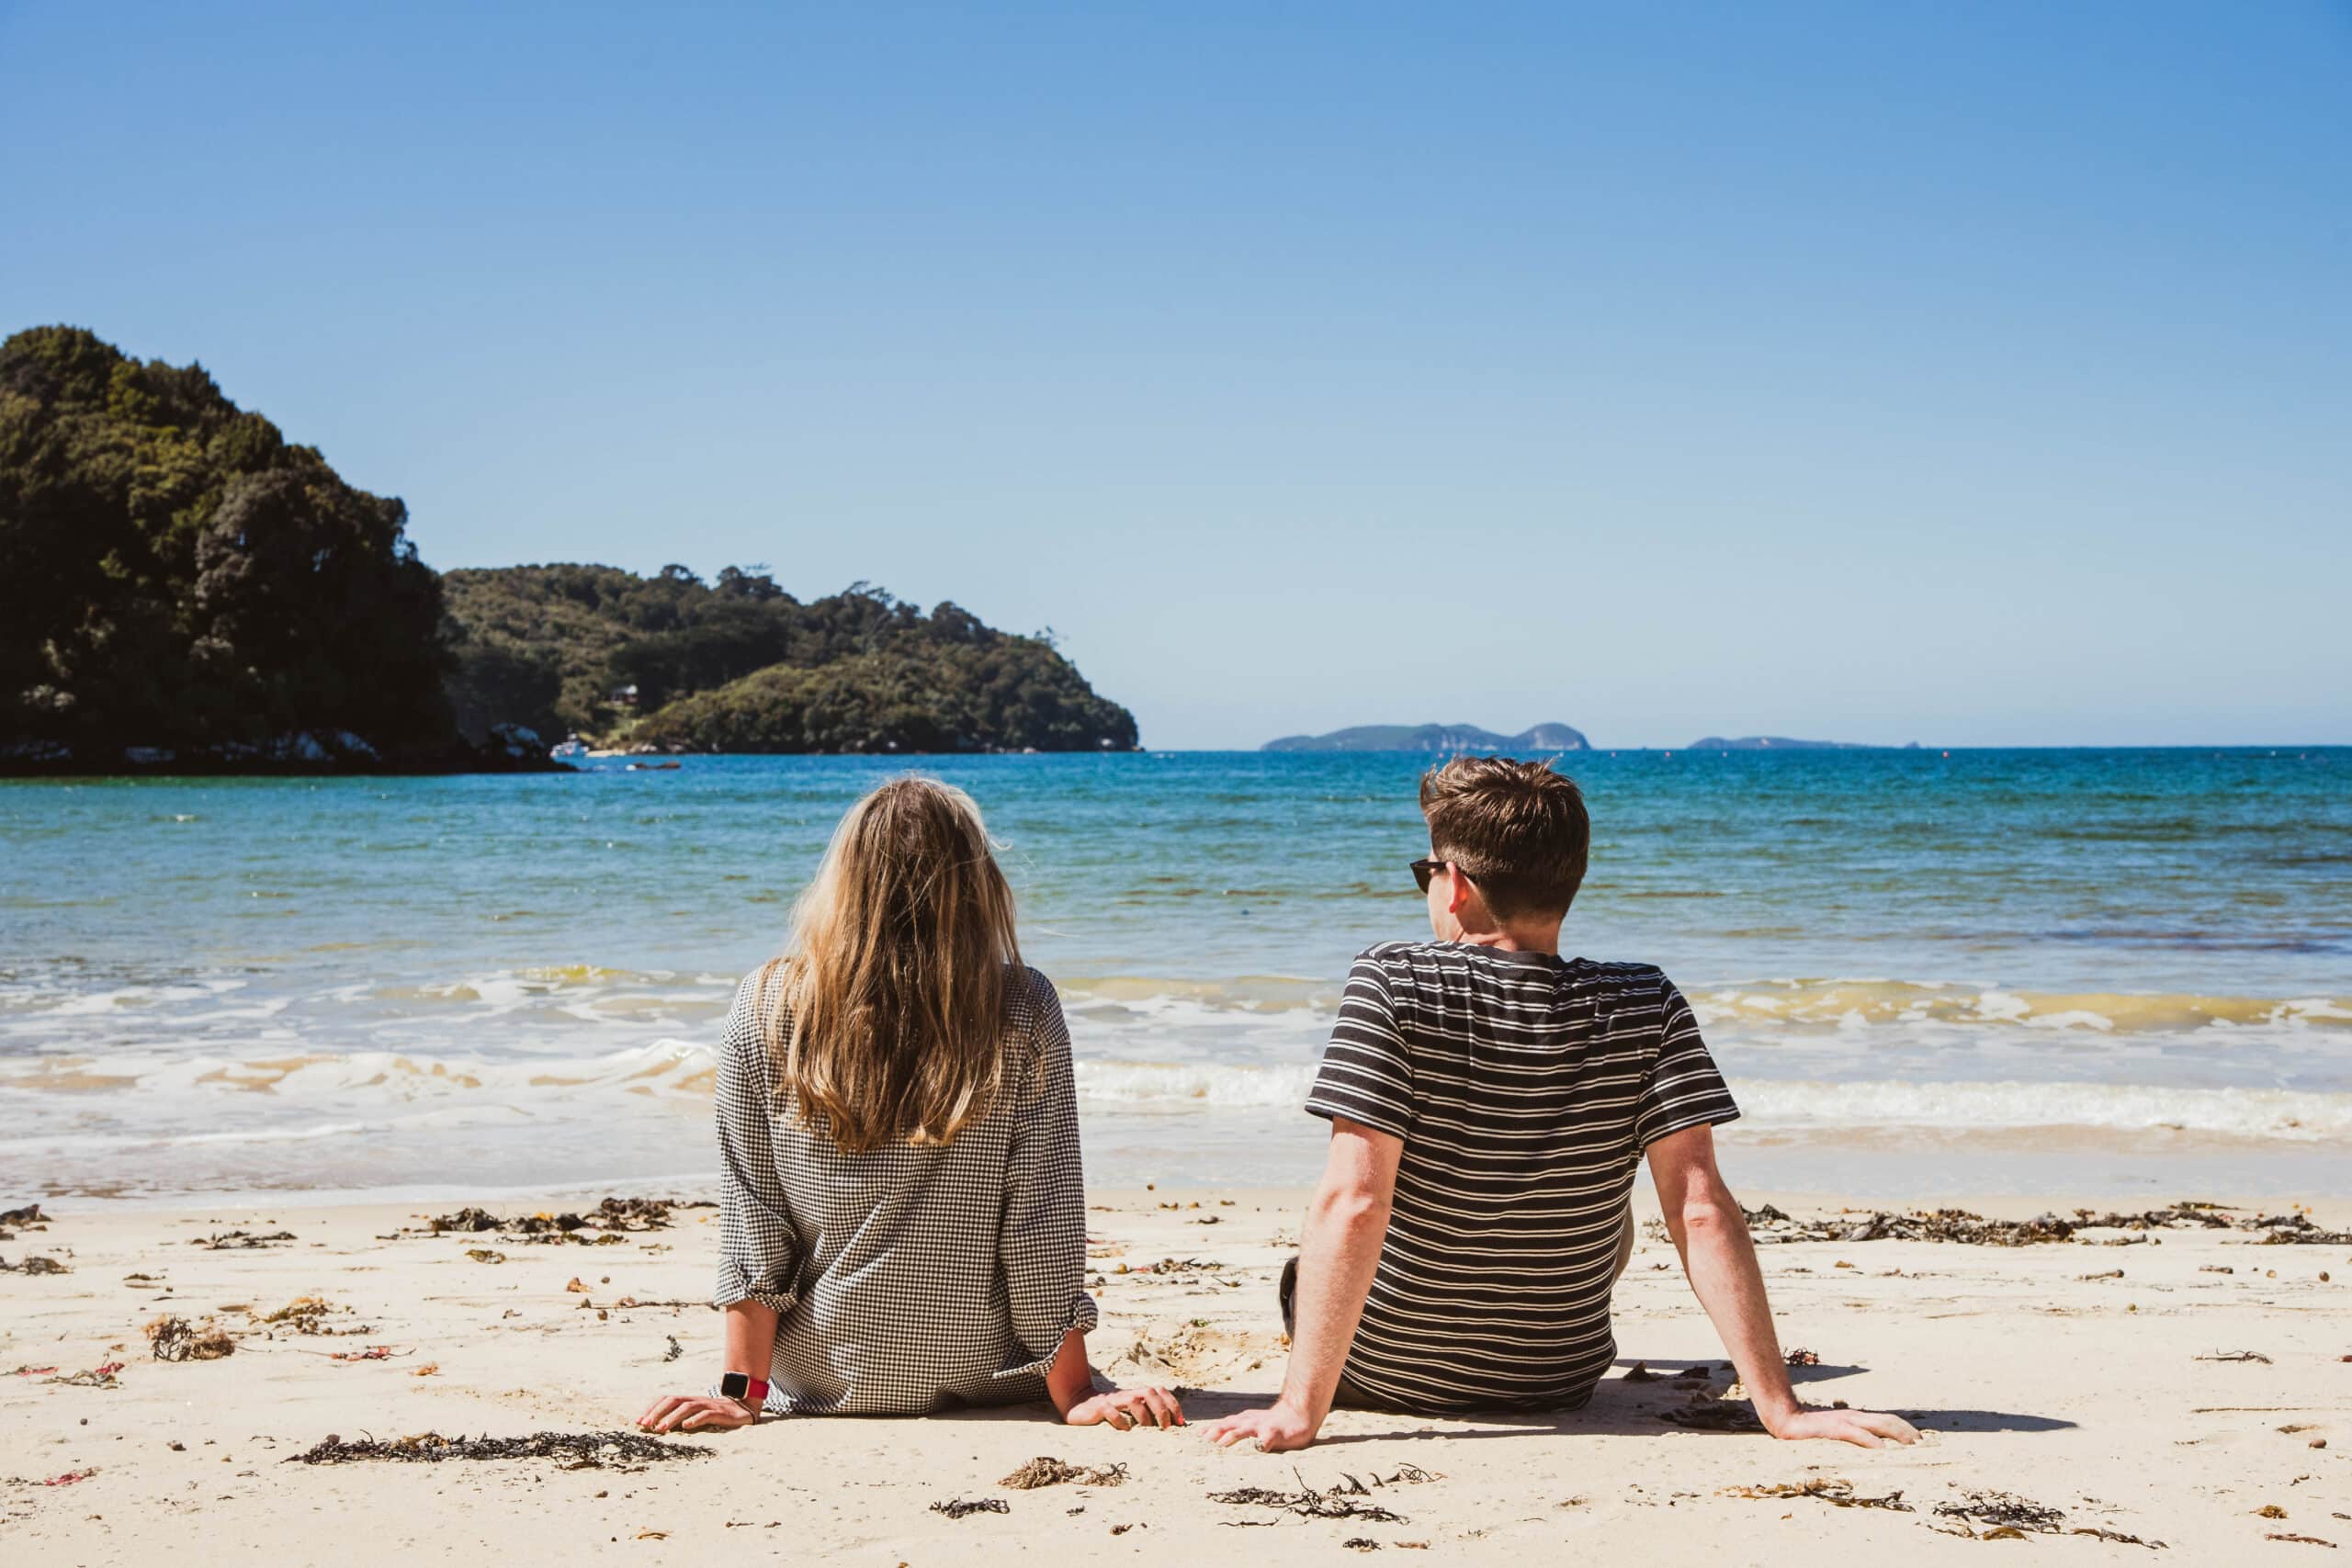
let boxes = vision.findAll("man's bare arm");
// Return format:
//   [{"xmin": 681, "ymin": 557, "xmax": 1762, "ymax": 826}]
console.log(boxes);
[
  {"xmin": 1202, "ymin": 1119, "xmax": 1400, "ymax": 1452},
  {"xmin": 1645, "ymin": 1123, "xmax": 1919, "ymax": 1449}
]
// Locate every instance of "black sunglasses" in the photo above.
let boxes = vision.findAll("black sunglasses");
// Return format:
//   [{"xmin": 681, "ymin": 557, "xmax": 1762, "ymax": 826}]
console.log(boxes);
[{"xmin": 1409, "ymin": 857, "xmax": 1461, "ymax": 894}]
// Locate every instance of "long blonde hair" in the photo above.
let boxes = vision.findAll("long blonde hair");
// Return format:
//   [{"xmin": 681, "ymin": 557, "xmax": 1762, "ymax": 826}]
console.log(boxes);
[{"xmin": 757, "ymin": 775, "xmax": 1021, "ymax": 1154}]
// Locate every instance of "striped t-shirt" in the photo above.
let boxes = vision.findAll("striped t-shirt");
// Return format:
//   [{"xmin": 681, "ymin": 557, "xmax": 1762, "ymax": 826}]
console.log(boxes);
[{"xmin": 1304, "ymin": 942, "xmax": 1739, "ymax": 1413}]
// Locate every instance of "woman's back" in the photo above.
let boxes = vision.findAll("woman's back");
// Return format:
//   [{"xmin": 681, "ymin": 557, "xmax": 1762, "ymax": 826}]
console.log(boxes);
[
  {"xmin": 641, "ymin": 774, "xmax": 1171, "ymax": 1435},
  {"xmin": 713, "ymin": 961, "xmax": 1097, "ymax": 1416}
]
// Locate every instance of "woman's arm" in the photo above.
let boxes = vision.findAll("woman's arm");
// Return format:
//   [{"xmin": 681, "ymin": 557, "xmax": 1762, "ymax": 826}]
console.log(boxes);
[
  {"xmin": 640, "ymin": 975, "xmax": 797, "ymax": 1433},
  {"xmin": 1042, "ymin": 1324, "xmax": 1183, "ymax": 1429},
  {"xmin": 1002, "ymin": 980, "xmax": 1181, "ymax": 1428},
  {"xmin": 639, "ymin": 1298, "xmax": 777, "ymax": 1432}
]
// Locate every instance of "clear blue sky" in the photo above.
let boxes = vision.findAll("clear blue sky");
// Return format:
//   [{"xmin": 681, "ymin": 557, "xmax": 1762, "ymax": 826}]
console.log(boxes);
[{"xmin": 4, "ymin": 2, "xmax": 2346, "ymax": 749}]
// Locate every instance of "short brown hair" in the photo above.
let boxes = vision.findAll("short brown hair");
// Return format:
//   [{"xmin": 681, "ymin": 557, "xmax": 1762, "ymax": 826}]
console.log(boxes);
[{"xmin": 1419, "ymin": 756, "xmax": 1589, "ymax": 920}]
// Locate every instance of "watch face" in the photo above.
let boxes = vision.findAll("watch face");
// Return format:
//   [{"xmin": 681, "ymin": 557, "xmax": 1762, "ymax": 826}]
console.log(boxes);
[{"xmin": 719, "ymin": 1371, "xmax": 750, "ymax": 1399}]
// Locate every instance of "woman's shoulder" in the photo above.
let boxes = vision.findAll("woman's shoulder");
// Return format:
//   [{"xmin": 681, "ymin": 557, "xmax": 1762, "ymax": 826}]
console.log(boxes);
[
  {"xmin": 1002, "ymin": 964, "xmax": 1068, "ymax": 1066},
  {"xmin": 723, "ymin": 963, "xmax": 790, "ymax": 1044},
  {"xmin": 1005, "ymin": 963, "xmax": 1062, "ymax": 1027}
]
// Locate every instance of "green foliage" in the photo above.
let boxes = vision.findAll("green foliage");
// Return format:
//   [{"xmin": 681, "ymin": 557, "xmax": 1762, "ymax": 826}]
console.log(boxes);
[
  {"xmin": 444, "ymin": 565, "xmax": 1136, "ymax": 753},
  {"xmin": 3, "ymin": 325, "xmax": 1139, "ymax": 765},
  {"xmin": 0, "ymin": 325, "xmax": 450, "ymax": 757}
]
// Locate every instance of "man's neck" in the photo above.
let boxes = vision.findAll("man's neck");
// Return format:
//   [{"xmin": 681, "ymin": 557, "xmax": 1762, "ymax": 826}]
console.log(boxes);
[{"xmin": 1453, "ymin": 925, "xmax": 1562, "ymax": 957}]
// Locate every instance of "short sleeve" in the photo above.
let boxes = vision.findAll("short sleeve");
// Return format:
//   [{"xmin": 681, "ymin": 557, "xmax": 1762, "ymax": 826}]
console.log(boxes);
[
  {"xmin": 1304, "ymin": 951, "xmax": 1414, "ymax": 1139},
  {"xmin": 1633, "ymin": 976, "xmax": 1740, "ymax": 1148}
]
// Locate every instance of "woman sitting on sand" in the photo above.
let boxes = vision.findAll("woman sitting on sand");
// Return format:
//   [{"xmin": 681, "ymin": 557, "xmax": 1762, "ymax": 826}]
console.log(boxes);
[{"xmin": 638, "ymin": 776, "xmax": 1182, "ymax": 1434}]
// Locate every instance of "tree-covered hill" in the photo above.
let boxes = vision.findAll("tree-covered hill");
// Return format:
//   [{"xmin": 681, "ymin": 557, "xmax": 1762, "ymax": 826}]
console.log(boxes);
[
  {"xmin": 0, "ymin": 326, "xmax": 1138, "ymax": 771},
  {"xmin": 443, "ymin": 564, "xmax": 1138, "ymax": 753},
  {"xmin": 0, "ymin": 325, "xmax": 493, "ymax": 771}
]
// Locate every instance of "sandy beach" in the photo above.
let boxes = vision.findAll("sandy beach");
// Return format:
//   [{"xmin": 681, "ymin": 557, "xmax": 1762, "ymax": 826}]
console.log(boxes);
[{"xmin": 5, "ymin": 1186, "xmax": 2346, "ymax": 1562}]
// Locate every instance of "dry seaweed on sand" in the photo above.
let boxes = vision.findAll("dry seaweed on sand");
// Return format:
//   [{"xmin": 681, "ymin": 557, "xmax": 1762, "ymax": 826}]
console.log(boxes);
[
  {"xmin": 1366, "ymin": 1465, "xmax": 1442, "ymax": 1486},
  {"xmin": 1785, "ymin": 1348, "xmax": 1821, "ymax": 1366},
  {"xmin": 1743, "ymin": 1200, "xmax": 2351, "ymax": 1248},
  {"xmin": 1001, "ymin": 1457, "xmax": 1130, "ymax": 1490},
  {"xmin": 1725, "ymin": 1479, "xmax": 1911, "ymax": 1511},
  {"xmin": 0, "ymin": 1253, "xmax": 69, "ymax": 1274},
  {"xmin": 192, "ymin": 1229, "xmax": 295, "ymax": 1249},
  {"xmin": 2198, "ymin": 1350, "xmax": 2275, "ymax": 1364},
  {"xmin": 1933, "ymin": 1491, "xmax": 2067, "ymax": 1533},
  {"xmin": 414, "ymin": 1196, "xmax": 707, "ymax": 1242},
  {"xmin": 1209, "ymin": 1468, "xmax": 1408, "ymax": 1523},
  {"xmin": 1115, "ymin": 1256, "xmax": 1226, "ymax": 1276},
  {"xmin": 45, "ymin": 1360, "xmax": 123, "ymax": 1389},
  {"xmin": 2070, "ymin": 1526, "xmax": 2166, "ymax": 1549},
  {"xmin": 1747, "ymin": 1208, "xmax": 2086, "ymax": 1247},
  {"xmin": 931, "ymin": 1497, "xmax": 1011, "ymax": 1518},
  {"xmin": 144, "ymin": 1315, "xmax": 237, "ymax": 1361},
  {"xmin": 2264, "ymin": 1535, "xmax": 2336, "ymax": 1548},
  {"xmin": 2247, "ymin": 1213, "xmax": 2352, "ymax": 1247},
  {"xmin": 259, "ymin": 1293, "xmax": 368, "ymax": 1336},
  {"xmin": 288, "ymin": 1430, "xmax": 711, "ymax": 1468}
]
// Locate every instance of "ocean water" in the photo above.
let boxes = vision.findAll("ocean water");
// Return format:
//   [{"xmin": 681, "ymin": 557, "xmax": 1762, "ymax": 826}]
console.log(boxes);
[{"xmin": 3, "ymin": 749, "xmax": 2347, "ymax": 1202}]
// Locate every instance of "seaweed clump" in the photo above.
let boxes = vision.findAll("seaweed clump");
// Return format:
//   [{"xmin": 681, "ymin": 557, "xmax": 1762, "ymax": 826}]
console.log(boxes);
[
  {"xmin": 0, "ymin": 1254, "xmax": 70, "ymax": 1275},
  {"xmin": 288, "ymin": 1430, "xmax": 710, "ymax": 1469},
  {"xmin": 2247, "ymin": 1213, "xmax": 2352, "ymax": 1246},
  {"xmin": 1744, "ymin": 1200, "xmax": 2351, "ymax": 1248},
  {"xmin": 1209, "ymin": 1468, "xmax": 1431, "ymax": 1523},
  {"xmin": 415, "ymin": 1197, "xmax": 708, "ymax": 1244},
  {"xmin": 145, "ymin": 1315, "xmax": 237, "ymax": 1361},
  {"xmin": 1726, "ymin": 1479, "xmax": 1910, "ymax": 1511},
  {"xmin": 192, "ymin": 1229, "xmax": 296, "ymax": 1249},
  {"xmin": 931, "ymin": 1497, "xmax": 1011, "ymax": 1518},
  {"xmin": 1931, "ymin": 1491, "xmax": 2068, "ymax": 1536},
  {"xmin": 1001, "ymin": 1457, "xmax": 1130, "ymax": 1489}
]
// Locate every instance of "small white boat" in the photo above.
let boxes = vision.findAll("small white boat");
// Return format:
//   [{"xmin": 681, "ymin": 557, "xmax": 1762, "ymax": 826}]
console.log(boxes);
[{"xmin": 549, "ymin": 736, "xmax": 590, "ymax": 761}]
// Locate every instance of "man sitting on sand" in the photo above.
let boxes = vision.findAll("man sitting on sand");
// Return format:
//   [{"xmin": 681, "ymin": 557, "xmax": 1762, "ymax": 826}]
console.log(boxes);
[{"xmin": 1203, "ymin": 758, "xmax": 1920, "ymax": 1453}]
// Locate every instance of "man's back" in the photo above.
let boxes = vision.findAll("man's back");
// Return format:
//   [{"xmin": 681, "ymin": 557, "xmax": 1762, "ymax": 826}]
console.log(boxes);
[{"xmin": 1304, "ymin": 940, "xmax": 1738, "ymax": 1412}]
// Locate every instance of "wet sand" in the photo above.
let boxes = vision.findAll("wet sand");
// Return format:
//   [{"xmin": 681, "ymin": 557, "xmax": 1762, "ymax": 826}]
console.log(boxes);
[{"xmin": 3, "ymin": 1188, "xmax": 2347, "ymax": 1562}]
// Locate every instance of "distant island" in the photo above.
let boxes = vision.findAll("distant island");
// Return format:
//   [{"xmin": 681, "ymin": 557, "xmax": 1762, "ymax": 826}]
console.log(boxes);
[
  {"xmin": 1262, "ymin": 722, "xmax": 1591, "ymax": 753},
  {"xmin": 0, "ymin": 326, "xmax": 1137, "ymax": 773},
  {"xmin": 1686, "ymin": 737, "xmax": 1920, "ymax": 751}
]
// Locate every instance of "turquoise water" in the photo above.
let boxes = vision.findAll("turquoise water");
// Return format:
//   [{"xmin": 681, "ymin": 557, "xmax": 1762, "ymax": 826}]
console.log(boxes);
[{"xmin": 3, "ymin": 749, "xmax": 2347, "ymax": 1200}]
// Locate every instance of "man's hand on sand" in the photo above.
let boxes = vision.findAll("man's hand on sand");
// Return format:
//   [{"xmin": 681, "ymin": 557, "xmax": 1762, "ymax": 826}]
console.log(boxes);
[
  {"xmin": 1764, "ymin": 1405, "xmax": 1921, "ymax": 1448},
  {"xmin": 1202, "ymin": 1401, "xmax": 1319, "ymax": 1452},
  {"xmin": 637, "ymin": 1393, "xmax": 759, "ymax": 1433}
]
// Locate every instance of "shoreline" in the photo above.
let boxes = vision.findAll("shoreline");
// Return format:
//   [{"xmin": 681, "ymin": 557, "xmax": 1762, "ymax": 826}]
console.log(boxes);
[{"xmin": 6, "ymin": 1186, "xmax": 2346, "ymax": 1562}]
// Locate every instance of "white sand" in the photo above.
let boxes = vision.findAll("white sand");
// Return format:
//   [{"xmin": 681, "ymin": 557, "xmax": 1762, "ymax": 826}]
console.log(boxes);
[{"xmin": 4, "ymin": 1188, "xmax": 2347, "ymax": 1562}]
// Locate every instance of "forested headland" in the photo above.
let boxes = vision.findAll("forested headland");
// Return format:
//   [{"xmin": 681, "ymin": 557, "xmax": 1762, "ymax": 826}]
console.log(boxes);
[
  {"xmin": 443, "ymin": 565, "xmax": 1137, "ymax": 755},
  {"xmin": 0, "ymin": 327, "xmax": 1137, "ymax": 772}
]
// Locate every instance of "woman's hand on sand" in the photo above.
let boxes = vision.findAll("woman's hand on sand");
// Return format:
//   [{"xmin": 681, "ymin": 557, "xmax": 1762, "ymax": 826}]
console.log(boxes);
[
  {"xmin": 1764, "ymin": 1405, "xmax": 1920, "ymax": 1448},
  {"xmin": 1200, "ymin": 1401, "xmax": 1319, "ymax": 1453},
  {"xmin": 637, "ymin": 1393, "xmax": 760, "ymax": 1433},
  {"xmin": 1064, "ymin": 1385, "xmax": 1184, "ymax": 1430}
]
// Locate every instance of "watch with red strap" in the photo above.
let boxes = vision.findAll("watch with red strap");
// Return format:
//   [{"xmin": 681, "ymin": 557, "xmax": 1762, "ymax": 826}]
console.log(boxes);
[{"xmin": 718, "ymin": 1371, "xmax": 769, "ymax": 1408}]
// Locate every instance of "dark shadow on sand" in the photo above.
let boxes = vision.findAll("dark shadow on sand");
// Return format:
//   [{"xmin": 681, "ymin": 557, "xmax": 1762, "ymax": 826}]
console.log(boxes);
[{"xmin": 1168, "ymin": 1356, "xmax": 2075, "ymax": 1443}]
